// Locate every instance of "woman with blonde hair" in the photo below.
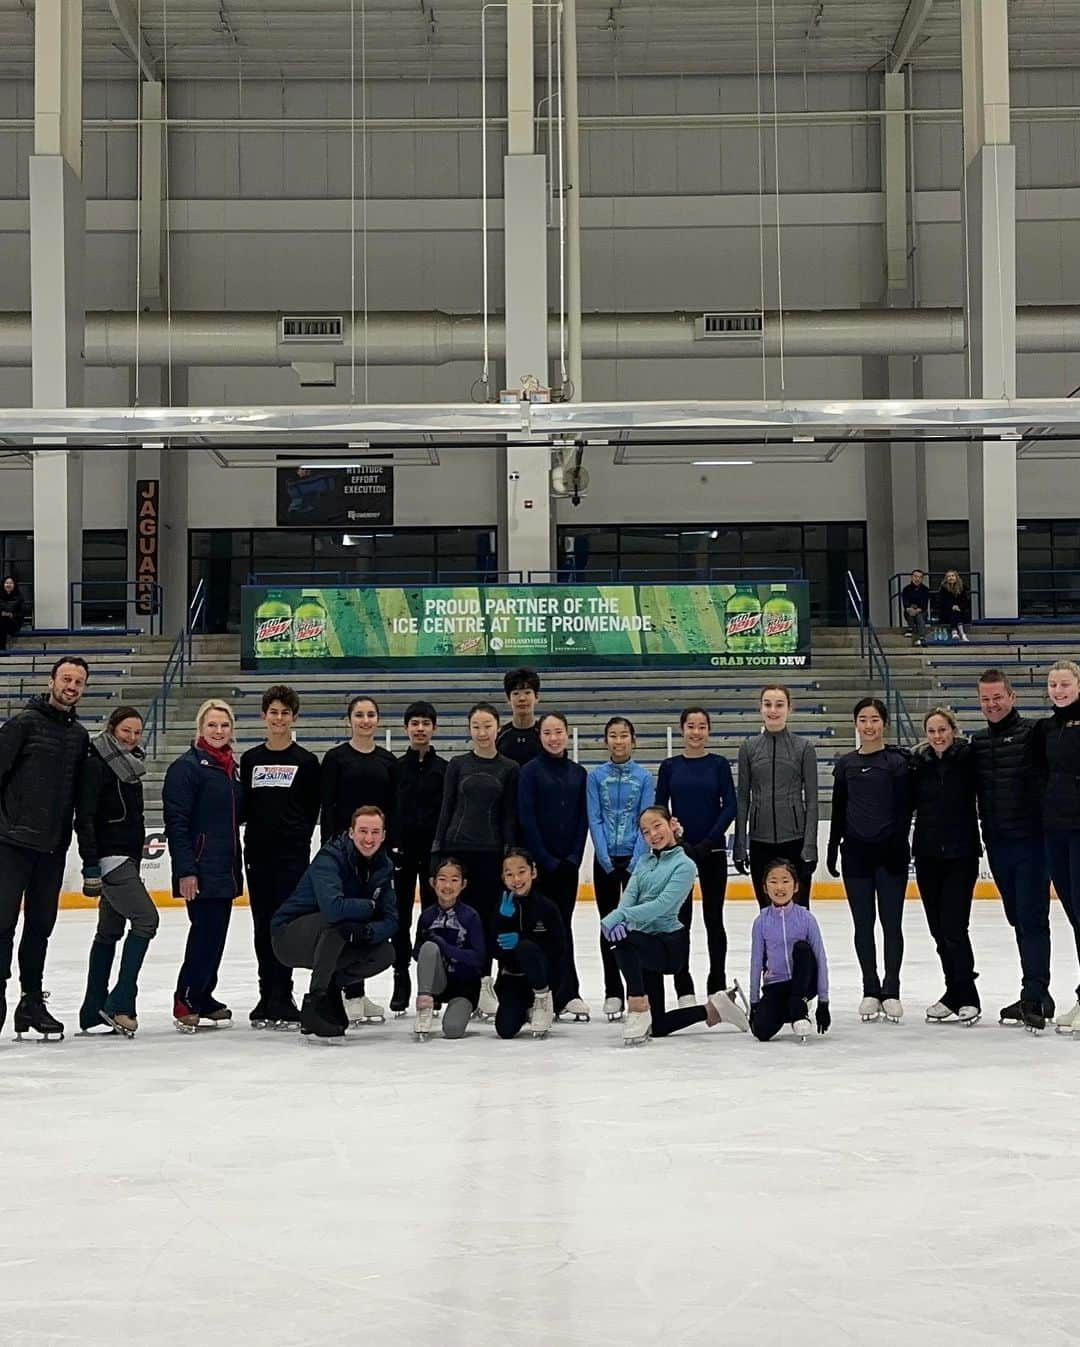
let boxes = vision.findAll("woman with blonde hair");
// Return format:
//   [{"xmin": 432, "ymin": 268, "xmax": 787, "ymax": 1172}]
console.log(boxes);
[
  {"xmin": 163, "ymin": 698, "xmax": 244, "ymax": 1031},
  {"xmin": 937, "ymin": 569, "xmax": 971, "ymax": 642},
  {"xmin": 911, "ymin": 706, "xmax": 982, "ymax": 1025}
]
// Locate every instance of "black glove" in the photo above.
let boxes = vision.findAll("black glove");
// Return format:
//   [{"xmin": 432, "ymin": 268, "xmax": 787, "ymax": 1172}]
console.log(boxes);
[
  {"xmin": 732, "ymin": 852, "xmax": 748, "ymax": 875},
  {"xmin": 748, "ymin": 1003, "xmax": 758, "ymax": 1030},
  {"xmin": 690, "ymin": 839, "xmax": 715, "ymax": 864},
  {"xmin": 826, "ymin": 844, "xmax": 840, "ymax": 879},
  {"xmin": 816, "ymin": 1001, "xmax": 831, "ymax": 1035},
  {"xmin": 350, "ymin": 923, "xmax": 374, "ymax": 944}
]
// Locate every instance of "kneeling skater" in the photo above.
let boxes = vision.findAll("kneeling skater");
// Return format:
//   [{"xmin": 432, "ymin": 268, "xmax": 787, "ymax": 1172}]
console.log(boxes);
[
  {"xmin": 491, "ymin": 849, "xmax": 567, "ymax": 1040},
  {"xmin": 600, "ymin": 806, "xmax": 750, "ymax": 1045},
  {"xmin": 748, "ymin": 858, "xmax": 830, "ymax": 1042},
  {"xmin": 271, "ymin": 806, "xmax": 397, "ymax": 1041},
  {"xmin": 413, "ymin": 857, "xmax": 486, "ymax": 1040}
]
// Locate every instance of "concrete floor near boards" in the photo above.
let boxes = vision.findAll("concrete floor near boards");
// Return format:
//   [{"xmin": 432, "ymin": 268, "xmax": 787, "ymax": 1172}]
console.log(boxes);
[{"xmin": 3, "ymin": 901, "xmax": 1080, "ymax": 1347}]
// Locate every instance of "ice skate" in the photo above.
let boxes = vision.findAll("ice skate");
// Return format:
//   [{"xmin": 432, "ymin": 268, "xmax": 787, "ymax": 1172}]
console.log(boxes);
[
  {"xmin": 925, "ymin": 1001, "xmax": 955, "ymax": 1023},
  {"xmin": 792, "ymin": 1017, "xmax": 812, "ymax": 1042},
  {"xmin": 603, "ymin": 996, "xmax": 624, "ymax": 1022},
  {"xmin": 859, "ymin": 996, "xmax": 883, "ymax": 1022},
  {"xmin": 414, "ymin": 995, "xmax": 434, "ymax": 1041},
  {"xmin": 344, "ymin": 993, "xmax": 385, "ymax": 1025},
  {"xmin": 530, "ymin": 989, "xmax": 555, "ymax": 1038},
  {"xmin": 1054, "ymin": 1000, "xmax": 1080, "ymax": 1034},
  {"xmin": 173, "ymin": 997, "xmax": 200, "ymax": 1033},
  {"xmin": 956, "ymin": 1005, "xmax": 981, "ymax": 1026},
  {"xmin": 999, "ymin": 998, "xmax": 1023, "ymax": 1026},
  {"xmin": 881, "ymin": 998, "xmax": 904, "ymax": 1023},
  {"xmin": 476, "ymin": 976, "xmax": 498, "ymax": 1021},
  {"xmin": 623, "ymin": 1008, "xmax": 651, "ymax": 1046},
  {"xmin": 1021, "ymin": 1000, "xmax": 1046, "ymax": 1035},
  {"xmin": 390, "ymin": 970, "xmax": 411, "ymax": 1018},
  {"xmin": 676, "ymin": 994, "xmax": 697, "ymax": 1009},
  {"xmin": 266, "ymin": 995, "xmax": 301, "ymax": 1031},
  {"xmin": 13, "ymin": 991, "xmax": 64, "ymax": 1042},
  {"xmin": 199, "ymin": 1000, "xmax": 233, "ymax": 1029},
  {"xmin": 557, "ymin": 997, "xmax": 590, "ymax": 1023},
  {"xmin": 728, "ymin": 980, "xmax": 751, "ymax": 1017},
  {"xmin": 299, "ymin": 992, "xmax": 347, "ymax": 1044},
  {"xmin": 99, "ymin": 1009, "xmax": 138, "ymax": 1038},
  {"xmin": 708, "ymin": 988, "xmax": 750, "ymax": 1033},
  {"xmin": 248, "ymin": 996, "xmax": 274, "ymax": 1029}
]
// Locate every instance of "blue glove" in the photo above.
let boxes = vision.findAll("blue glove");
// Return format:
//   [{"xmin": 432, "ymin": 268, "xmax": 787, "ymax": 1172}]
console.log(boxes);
[
  {"xmin": 497, "ymin": 931, "xmax": 519, "ymax": 951},
  {"xmin": 499, "ymin": 891, "xmax": 517, "ymax": 918},
  {"xmin": 82, "ymin": 866, "xmax": 103, "ymax": 898},
  {"xmin": 605, "ymin": 921, "xmax": 629, "ymax": 943}
]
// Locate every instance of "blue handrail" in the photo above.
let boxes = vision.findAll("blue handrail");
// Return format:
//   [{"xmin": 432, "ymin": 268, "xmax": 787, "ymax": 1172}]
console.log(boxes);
[{"xmin": 847, "ymin": 570, "xmax": 917, "ymax": 745}]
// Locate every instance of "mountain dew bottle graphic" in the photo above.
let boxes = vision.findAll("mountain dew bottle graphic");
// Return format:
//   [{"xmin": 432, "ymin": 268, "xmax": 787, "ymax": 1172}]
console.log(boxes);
[
  {"xmin": 762, "ymin": 584, "xmax": 799, "ymax": 654},
  {"xmin": 724, "ymin": 585, "xmax": 763, "ymax": 653},
  {"xmin": 293, "ymin": 592, "xmax": 329, "ymax": 659},
  {"xmin": 254, "ymin": 592, "xmax": 293, "ymax": 659}
]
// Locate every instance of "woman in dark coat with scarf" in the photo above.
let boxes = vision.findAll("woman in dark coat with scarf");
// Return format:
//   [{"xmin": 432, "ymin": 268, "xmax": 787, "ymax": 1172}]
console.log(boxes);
[
  {"xmin": 163, "ymin": 698, "xmax": 243, "ymax": 1031},
  {"xmin": 0, "ymin": 576, "xmax": 26, "ymax": 650},
  {"xmin": 75, "ymin": 706, "xmax": 159, "ymax": 1035}
]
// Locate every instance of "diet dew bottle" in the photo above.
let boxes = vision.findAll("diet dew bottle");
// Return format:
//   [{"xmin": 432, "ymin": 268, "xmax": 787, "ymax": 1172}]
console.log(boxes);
[{"xmin": 254, "ymin": 591, "xmax": 293, "ymax": 659}]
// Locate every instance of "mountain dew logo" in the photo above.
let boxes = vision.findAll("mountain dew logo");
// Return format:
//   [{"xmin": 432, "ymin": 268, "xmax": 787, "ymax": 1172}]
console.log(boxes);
[
  {"xmin": 255, "ymin": 617, "xmax": 291, "ymax": 643},
  {"xmin": 726, "ymin": 611, "xmax": 760, "ymax": 638}
]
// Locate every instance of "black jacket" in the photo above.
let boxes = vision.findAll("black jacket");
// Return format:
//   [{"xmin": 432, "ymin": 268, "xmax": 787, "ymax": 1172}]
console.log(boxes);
[
  {"xmin": 1039, "ymin": 703, "xmax": 1080, "ymax": 834},
  {"xmin": 0, "ymin": 695, "xmax": 89, "ymax": 853},
  {"xmin": 396, "ymin": 747, "xmax": 447, "ymax": 855},
  {"xmin": 75, "ymin": 748, "xmax": 145, "ymax": 868},
  {"xmin": 910, "ymin": 740, "xmax": 981, "ymax": 860},
  {"xmin": 162, "ymin": 745, "xmax": 243, "ymax": 898},
  {"xmin": 0, "ymin": 588, "xmax": 26, "ymax": 630},
  {"xmin": 828, "ymin": 746, "xmax": 912, "ymax": 857},
  {"xmin": 901, "ymin": 582, "xmax": 930, "ymax": 614},
  {"xmin": 936, "ymin": 584, "xmax": 970, "ymax": 625},
  {"xmin": 972, "ymin": 709, "xmax": 1043, "ymax": 842},
  {"xmin": 491, "ymin": 885, "xmax": 568, "ymax": 990}
]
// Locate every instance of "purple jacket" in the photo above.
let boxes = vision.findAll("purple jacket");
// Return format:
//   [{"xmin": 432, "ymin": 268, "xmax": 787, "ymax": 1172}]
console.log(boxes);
[{"xmin": 749, "ymin": 902, "xmax": 829, "ymax": 1004}]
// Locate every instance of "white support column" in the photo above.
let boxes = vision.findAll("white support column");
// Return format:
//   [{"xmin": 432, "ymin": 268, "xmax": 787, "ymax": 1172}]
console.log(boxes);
[
  {"xmin": 31, "ymin": 0, "xmax": 84, "ymax": 629},
  {"xmin": 502, "ymin": 0, "xmax": 552, "ymax": 581},
  {"xmin": 962, "ymin": 0, "xmax": 1018, "ymax": 618},
  {"xmin": 563, "ymin": 0, "xmax": 583, "ymax": 401},
  {"xmin": 864, "ymin": 72, "xmax": 926, "ymax": 626}
]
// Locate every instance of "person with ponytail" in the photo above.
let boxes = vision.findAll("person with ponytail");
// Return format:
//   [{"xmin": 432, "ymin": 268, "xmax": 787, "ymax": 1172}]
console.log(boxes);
[
  {"xmin": 163, "ymin": 698, "xmax": 243, "ymax": 1031},
  {"xmin": 74, "ymin": 706, "xmax": 158, "ymax": 1036}
]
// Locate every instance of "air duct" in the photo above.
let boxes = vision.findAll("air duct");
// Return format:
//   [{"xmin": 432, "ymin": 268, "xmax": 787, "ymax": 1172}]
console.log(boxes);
[{"xmin": 0, "ymin": 306, "xmax": 1078, "ymax": 368}]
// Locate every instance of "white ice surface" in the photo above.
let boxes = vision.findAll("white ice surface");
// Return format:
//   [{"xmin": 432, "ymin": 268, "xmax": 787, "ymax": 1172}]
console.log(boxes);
[{"xmin": 3, "ymin": 901, "xmax": 1080, "ymax": 1347}]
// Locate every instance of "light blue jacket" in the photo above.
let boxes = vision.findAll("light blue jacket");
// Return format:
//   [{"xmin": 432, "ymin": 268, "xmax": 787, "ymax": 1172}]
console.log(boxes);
[
  {"xmin": 587, "ymin": 759, "xmax": 655, "ymax": 872},
  {"xmin": 600, "ymin": 845, "xmax": 697, "ymax": 935}
]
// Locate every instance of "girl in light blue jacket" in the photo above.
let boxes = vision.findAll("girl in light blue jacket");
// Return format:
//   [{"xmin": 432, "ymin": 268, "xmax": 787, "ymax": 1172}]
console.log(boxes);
[
  {"xmin": 587, "ymin": 716, "xmax": 655, "ymax": 1019},
  {"xmin": 600, "ymin": 806, "xmax": 750, "ymax": 1045}
]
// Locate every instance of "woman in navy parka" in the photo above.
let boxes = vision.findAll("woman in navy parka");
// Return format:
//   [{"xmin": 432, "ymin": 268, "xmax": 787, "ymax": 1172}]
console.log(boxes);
[{"xmin": 163, "ymin": 698, "xmax": 243, "ymax": 1030}]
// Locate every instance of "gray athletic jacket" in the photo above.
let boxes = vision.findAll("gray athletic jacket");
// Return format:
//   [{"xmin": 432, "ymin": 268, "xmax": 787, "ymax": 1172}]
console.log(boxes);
[{"xmin": 734, "ymin": 729, "xmax": 818, "ymax": 861}]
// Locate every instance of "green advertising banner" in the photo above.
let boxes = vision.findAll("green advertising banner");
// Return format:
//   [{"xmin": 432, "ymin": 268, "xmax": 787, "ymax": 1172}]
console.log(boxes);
[{"xmin": 241, "ymin": 581, "xmax": 812, "ymax": 671}]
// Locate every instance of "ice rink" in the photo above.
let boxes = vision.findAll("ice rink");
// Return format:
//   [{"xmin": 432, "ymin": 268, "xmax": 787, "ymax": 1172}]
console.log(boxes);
[{"xmin": 3, "ymin": 899, "xmax": 1080, "ymax": 1347}]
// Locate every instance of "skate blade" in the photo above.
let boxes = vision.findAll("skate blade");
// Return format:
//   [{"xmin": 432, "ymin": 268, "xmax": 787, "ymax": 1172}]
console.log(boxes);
[
  {"xmin": 347, "ymin": 1016, "xmax": 385, "ymax": 1026},
  {"xmin": 99, "ymin": 1013, "xmax": 136, "ymax": 1039},
  {"xmin": 606, "ymin": 1013, "xmax": 625, "ymax": 1022},
  {"xmin": 14, "ymin": 1030, "xmax": 64, "ymax": 1042},
  {"xmin": 413, "ymin": 1031, "xmax": 431, "ymax": 1041},
  {"xmin": 1054, "ymin": 1023, "xmax": 1076, "ymax": 1035},
  {"xmin": 300, "ymin": 1032, "xmax": 346, "ymax": 1046},
  {"xmin": 269, "ymin": 1021, "xmax": 300, "ymax": 1032},
  {"xmin": 623, "ymin": 1035, "xmax": 650, "ymax": 1047},
  {"xmin": 959, "ymin": 1016, "xmax": 981, "ymax": 1027},
  {"xmin": 392, "ymin": 1010, "xmax": 409, "ymax": 1019},
  {"xmin": 860, "ymin": 1014, "xmax": 882, "ymax": 1022},
  {"xmin": 555, "ymin": 1013, "xmax": 590, "ymax": 1023}
]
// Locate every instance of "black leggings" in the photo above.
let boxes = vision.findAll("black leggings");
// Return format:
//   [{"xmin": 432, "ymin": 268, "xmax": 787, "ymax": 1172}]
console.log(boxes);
[
  {"xmin": 750, "ymin": 838, "xmax": 813, "ymax": 908},
  {"xmin": 593, "ymin": 856, "xmax": 632, "ymax": 1002},
  {"xmin": 392, "ymin": 850, "xmax": 436, "ymax": 975},
  {"xmin": 687, "ymin": 849, "xmax": 729, "ymax": 995},
  {"xmin": 843, "ymin": 858, "xmax": 907, "ymax": 999},
  {"xmin": 614, "ymin": 928, "xmax": 708, "ymax": 1037},
  {"xmin": 451, "ymin": 850, "xmax": 504, "ymax": 977},
  {"xmin": 751, "ymin": 940, "xmax": 818, "ymax": 1041},
  {"xmin": 494, "ymin": 937, "xmax": 551, "ymax": 1039},
  {"xmin": 541, "ymin": 861, "xmax": 581, "ymax": 1009},
  {"xmin": 916, "ymin": 855, "xmax": 980, "ymax": 1010}
]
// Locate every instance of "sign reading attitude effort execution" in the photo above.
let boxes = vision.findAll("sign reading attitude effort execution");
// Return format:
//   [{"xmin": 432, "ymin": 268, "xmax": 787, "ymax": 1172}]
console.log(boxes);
[{"xmin": 241, "ymin": 581, "xmax": 812, "ymax": 671}]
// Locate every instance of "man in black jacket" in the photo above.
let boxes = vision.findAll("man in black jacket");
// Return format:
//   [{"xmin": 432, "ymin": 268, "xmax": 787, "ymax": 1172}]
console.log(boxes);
[
  {"xmin": 971, "ymin": 668, "xmax": 1052, "ymax": 1031},
  {"xmin": 901, "ymin": 569, "xmax": 931, "ymax": 643},
  {"xmin": 390, "ymin": 700, "xmax": 446, "ymax": 1014},
  {"xmin": 0, "ymin": 657, "xmax": 91, "ymax": 1038}
]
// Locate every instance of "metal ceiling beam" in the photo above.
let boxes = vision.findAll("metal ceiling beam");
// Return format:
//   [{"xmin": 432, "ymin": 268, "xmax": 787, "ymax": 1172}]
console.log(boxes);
[
  {"xmin": 889, "ymin": 0, "xmax": 935, "ymax": 71},
  {"xmin": 105, "ymin": 0, "xmax": 157, "ymax": 81}
]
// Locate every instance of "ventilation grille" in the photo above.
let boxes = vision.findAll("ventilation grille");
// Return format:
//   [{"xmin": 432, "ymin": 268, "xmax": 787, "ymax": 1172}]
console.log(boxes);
[
  {"xmin": 280, "ymin": 315, "xmax": 344, "ymax": 343},
  {"xmin": 696, "ymin": 312, "xmax": 764, "ymax": 338}
]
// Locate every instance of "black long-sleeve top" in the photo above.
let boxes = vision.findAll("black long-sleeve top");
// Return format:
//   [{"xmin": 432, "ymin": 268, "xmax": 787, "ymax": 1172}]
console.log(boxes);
[
  {"xmin": 828, "ymin": 746, "xmax": 912, "ymax": 859},
  {"xmin": 241, "ymin": 741, "xmax": 321, "ymax": 865},
  {"xmin": 319, "ymin": 742, "xmax": 400, "ymax": 845},
  {"xmin": 433, "ymin": 750, "xmax": 519, "ymax": 856},
  {"xmin": 396, "ymin": 746, "xmax": 447, "ymax": 856}
]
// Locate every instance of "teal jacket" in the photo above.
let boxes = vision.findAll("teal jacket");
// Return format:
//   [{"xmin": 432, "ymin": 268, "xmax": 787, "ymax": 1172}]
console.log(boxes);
[{"xmin": 599, "ymin": 845, "xmax": 697, "ymax": 935}]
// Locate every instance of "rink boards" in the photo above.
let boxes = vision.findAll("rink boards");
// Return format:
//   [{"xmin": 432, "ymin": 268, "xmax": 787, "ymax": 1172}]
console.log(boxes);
[{"xmin": 56, "ymin": 823, "xmax": 1010, "ymax": 908}]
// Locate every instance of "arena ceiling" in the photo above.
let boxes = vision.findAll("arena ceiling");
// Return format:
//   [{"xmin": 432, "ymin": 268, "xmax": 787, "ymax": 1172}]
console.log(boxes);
[{"xmin": 0, "ymin": 1, "xmax": 1077, "ymax": 81}]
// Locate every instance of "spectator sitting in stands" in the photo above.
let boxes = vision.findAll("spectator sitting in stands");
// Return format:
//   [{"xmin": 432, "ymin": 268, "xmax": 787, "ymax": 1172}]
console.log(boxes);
[
  {"xmin": 900, "ymin": 569, "xmax": 931, "ymax": 644},
  {"xmin": 0, "ymin": 576, "xmax": 26, "ymax": 652},
  {"xmin": 937, "ymin": 570, "xmax": 971, "ymax": 643}
]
